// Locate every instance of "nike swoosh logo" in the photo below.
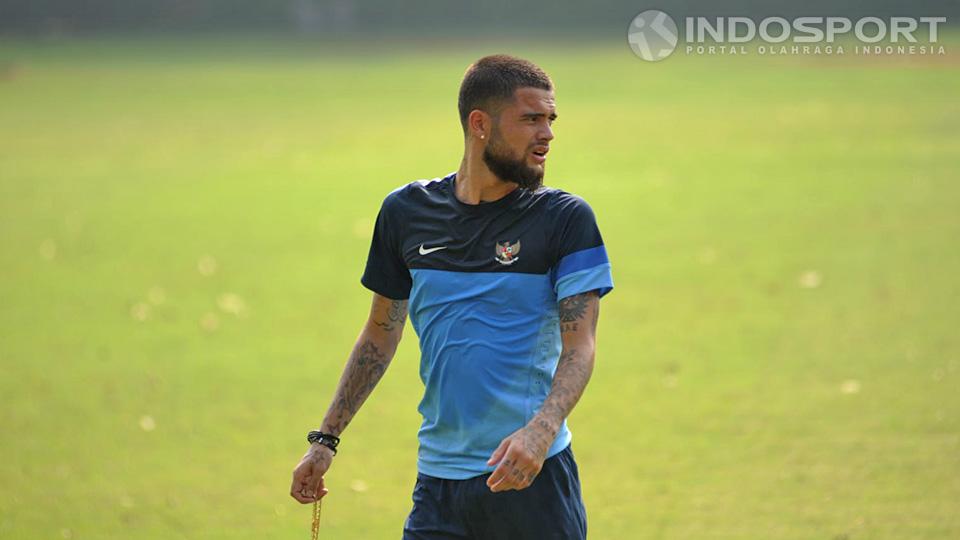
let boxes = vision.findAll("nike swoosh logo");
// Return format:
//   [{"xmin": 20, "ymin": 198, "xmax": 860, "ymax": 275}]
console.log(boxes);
[{"xmin": 419, "ymin": 244, "xmax": 447, "ymax": 255}]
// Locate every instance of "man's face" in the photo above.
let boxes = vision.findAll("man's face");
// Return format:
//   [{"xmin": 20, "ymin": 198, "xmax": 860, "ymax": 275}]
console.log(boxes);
[{"xmin": 482, "ymin": 87, "xmax": 556, "ymax": 191}]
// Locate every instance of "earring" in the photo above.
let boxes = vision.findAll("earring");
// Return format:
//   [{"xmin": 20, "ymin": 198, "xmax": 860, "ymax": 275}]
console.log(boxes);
[{"xmin": 480, "ymin": 134, "xmax": 485, "ymax": 139}]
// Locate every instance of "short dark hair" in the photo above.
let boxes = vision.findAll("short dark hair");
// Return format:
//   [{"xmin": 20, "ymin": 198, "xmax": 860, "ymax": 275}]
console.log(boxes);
[{"xmin": 458, "ymin": 54, "xmax": 553, "ymax": 133}]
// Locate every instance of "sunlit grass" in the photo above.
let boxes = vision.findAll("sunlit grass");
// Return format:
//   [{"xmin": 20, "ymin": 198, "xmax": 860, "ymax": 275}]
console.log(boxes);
[{"xmin": 0, "ymin": 36, "xmax": 958, "ymax": 539}]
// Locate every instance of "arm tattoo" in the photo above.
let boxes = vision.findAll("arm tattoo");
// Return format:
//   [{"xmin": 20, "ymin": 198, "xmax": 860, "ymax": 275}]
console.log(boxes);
[
  {"xmin": 536, "ymin": 291, "xmax": 600, "ymax": 428},
  {"xmin": 374, "ymin": 300, "xmax": 407, "ymax": 333},
  {"xmin": 322, "ymin": 339, "xmax": 389, "ymax": 435},
  {"xmin": 537, "ymin": 348, "xmax": 592, "ymax": 430},
  {"xmin": 559, "ymin": 292, "xmax": 589, "ymax": 333}
]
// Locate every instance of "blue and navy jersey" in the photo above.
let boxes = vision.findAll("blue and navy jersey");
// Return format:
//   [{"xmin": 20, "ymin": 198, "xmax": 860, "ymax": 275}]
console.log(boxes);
[{"xmin": 361, "ymin": 172, "xmax": 613, "ymax": 479}]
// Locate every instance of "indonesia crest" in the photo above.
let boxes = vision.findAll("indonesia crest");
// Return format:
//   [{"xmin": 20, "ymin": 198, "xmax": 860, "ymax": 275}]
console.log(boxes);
[{"xmin": 494, "ymin": 240, "xmax": 521, "ymax": 265}]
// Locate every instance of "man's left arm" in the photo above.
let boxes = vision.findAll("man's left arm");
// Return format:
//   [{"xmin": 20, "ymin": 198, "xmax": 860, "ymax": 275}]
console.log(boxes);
[{"xmin": 486, "ymin": 290, "xmax": 600, "ymax": 492}]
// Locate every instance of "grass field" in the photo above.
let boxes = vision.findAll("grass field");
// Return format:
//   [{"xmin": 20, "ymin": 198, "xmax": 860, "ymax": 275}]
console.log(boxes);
[{"xmin": 1, "ymin": 36, "xmax": 958, "ymax": 539}]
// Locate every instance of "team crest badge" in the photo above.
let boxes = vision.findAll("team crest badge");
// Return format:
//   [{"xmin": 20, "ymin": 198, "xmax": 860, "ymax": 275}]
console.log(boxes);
[{"xmin": 494, "ymin": 240, "xmax": 521, "ymax": 265}]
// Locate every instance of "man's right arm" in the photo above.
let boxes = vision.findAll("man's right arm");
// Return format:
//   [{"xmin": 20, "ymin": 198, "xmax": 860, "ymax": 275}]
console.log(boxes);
[
  {"xmin": 319, "ymin": 293, "xmax": 408, "ymax": 436},
  {"xmin": 290, "ymin": 292, "xmax": 408, "ymax": 503}
]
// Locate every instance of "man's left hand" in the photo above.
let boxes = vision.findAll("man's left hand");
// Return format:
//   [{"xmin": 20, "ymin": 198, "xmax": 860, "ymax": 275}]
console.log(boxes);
[{"xmin": 485, "ymin": 419, "xmax": 557, "ymax": 492}]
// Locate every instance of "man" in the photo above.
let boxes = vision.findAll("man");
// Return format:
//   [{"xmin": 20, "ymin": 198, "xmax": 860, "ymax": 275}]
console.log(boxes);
[{"xmin": 290, "ymin": 54, "xmax": 613, "ymax": 539}]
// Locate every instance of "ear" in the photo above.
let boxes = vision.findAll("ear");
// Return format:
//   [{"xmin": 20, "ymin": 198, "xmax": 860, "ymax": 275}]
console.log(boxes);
[{"xmin": 467, "ymin": 109, "xmax": 491, "ymax": 140}]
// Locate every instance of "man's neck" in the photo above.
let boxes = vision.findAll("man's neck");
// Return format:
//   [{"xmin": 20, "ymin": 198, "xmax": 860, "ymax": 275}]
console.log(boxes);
[{"xmin": 454, "ymin": 152, "xmax": 518, "ymax": 205}]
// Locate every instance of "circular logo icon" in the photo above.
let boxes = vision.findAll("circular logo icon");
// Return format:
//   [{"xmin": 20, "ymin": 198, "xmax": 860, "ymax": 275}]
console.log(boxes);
[{"xmin": 627, "ymin": 10, "xmax": 679, "ymax": 62}]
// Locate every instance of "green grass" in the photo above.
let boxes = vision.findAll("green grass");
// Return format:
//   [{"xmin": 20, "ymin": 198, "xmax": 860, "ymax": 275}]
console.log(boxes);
[{"xmin": 1, "ymin": 36, "xmax": 958, "ymax": 539}]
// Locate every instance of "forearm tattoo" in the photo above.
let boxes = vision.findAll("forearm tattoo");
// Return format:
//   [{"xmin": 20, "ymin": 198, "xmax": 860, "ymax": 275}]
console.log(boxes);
[
  {"xmin": 322, "ymin": 339, "xmax": 389, "ymax": 435},
  {"xmin": 374, "ymin": 300, "xmax": 407, "ymax": 333},
  {"xmin": 538, "ymin": 348, "xmax": 592, "ymax": 427},
  {"xmin": 539, "ymin": 291, "xmax": 600, "ymax": 426}
]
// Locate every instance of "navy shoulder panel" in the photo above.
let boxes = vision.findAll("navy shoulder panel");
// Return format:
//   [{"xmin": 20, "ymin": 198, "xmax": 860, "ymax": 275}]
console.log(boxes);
[{"xmin": 365, "ymin": 175, "xmax": 606, "ymax": 280}]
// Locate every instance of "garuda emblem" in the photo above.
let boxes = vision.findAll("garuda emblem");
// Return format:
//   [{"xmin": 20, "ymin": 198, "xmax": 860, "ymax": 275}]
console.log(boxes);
[{"xmin": 494, "ymin": 240, "xmax": 521, "ymax": 265}]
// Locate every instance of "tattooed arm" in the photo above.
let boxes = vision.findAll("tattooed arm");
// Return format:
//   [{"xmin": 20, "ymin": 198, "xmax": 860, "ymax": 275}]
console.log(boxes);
[
  {"xmin": 291, "ymin": 292, "xmax": 408, "ymax": 503},
  {"xmin": 317, "ymin": 292, "xmax": 407, "ymax": 435},
  {"xmin": 486, "ymin": 290, "xmax": 600, "ymax": 493},
  {"xmin": 536, "ymin": 290, "xmax": 599, "ymax": 434}
]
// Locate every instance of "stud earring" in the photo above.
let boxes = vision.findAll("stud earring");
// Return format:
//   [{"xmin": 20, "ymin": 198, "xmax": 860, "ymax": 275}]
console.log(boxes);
[{"xmin": 480, "ymin": 134, "xmax": 485, "ymax": 139}]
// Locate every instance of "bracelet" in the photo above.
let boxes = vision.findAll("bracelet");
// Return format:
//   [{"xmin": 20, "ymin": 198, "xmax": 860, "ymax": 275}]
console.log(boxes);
[{"xmin": 307, "ymin": 431, "xmax": 340, "ymax": 455}]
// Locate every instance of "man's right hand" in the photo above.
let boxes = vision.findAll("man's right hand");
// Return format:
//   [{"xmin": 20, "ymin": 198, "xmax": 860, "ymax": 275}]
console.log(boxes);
[{"xmin": 290, "ymin": 444, "xmax": 335, "ymax": 503}]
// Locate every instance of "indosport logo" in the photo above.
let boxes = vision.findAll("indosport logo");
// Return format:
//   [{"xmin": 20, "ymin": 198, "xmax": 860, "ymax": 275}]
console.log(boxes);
[
  {"xmin": 627, "ymin": 12, "xmax": 947, "ymax": 61},
  {"xmin": 627, "ymin": 10, "xmax": 679, "ymax": 62}
]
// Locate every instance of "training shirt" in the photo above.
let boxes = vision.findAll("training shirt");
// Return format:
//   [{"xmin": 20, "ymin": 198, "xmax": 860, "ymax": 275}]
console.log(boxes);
[{"xmin": 361, "ymin": 172, "xmax": 614, "ymax": 479}]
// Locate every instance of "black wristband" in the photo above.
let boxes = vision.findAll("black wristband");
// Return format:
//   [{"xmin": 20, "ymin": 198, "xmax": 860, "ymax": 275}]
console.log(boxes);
[{"xmin": 307, "ymin": 431, "xmax": 340, "ymax": 455}]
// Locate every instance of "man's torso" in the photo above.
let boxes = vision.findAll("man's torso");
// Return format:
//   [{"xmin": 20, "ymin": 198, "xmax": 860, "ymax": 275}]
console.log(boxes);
[{"xmin": 361, "ymin": 172, "xmax": 612, "ymax": 479}]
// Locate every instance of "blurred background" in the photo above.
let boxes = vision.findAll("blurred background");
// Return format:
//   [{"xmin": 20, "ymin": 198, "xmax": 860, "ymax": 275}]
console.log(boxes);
[
  {"xmin": 1, "ymin": 1, "xmax": 958, "ymax": 539},
  {"xmin": 2, "ymin": 0, "xmax": 960, "ymax": 36}
]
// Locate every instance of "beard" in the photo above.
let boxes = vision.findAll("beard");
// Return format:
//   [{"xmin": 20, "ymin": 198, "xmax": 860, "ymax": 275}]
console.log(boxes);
[{"xmin": 482, "ymin": 130, "xmax": 544, "ymax": 192}]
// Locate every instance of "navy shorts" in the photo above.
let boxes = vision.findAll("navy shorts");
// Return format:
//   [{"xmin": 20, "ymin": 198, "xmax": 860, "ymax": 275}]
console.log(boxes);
[{"xmin": 402, "ymin": 444, "xmax": 587, "ymax": 539}]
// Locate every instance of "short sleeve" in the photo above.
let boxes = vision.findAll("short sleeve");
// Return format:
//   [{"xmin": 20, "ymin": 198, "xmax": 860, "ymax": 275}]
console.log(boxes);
[
  {"xmin": 360, "ymin": 194, "xmax": 412, "ymax": 300},
  {"xmin": 551, "ymin": 196, "xmax": 614, "ymax": 300}
]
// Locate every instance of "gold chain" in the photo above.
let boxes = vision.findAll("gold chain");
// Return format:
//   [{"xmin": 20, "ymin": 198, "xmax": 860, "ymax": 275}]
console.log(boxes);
[{"xmin": 311, "ymin": 499, "xmax": 321, "ymax": 540}]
